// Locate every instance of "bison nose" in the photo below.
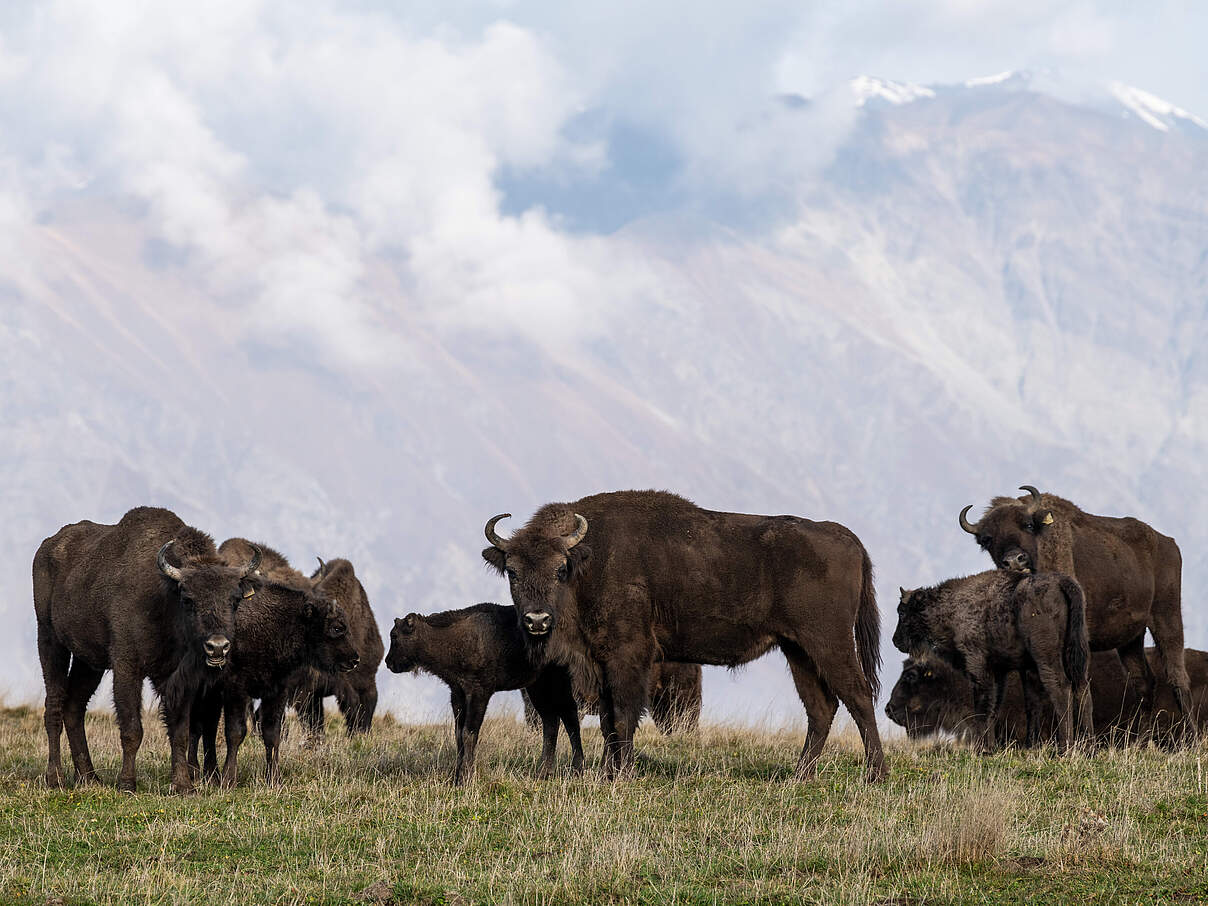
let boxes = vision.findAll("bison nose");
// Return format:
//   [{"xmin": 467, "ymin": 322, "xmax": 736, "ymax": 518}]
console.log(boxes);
[
  {"xmin": 204, "ymin": 635, "xmax": 231, "ymax": 666},
  {"xmin": 523, "ymin": 612, "xmax": 553, "ymax": 636},
  {"xmin": 1002, "ymin": 550, "xmax": 1031, "ymax": 572}
]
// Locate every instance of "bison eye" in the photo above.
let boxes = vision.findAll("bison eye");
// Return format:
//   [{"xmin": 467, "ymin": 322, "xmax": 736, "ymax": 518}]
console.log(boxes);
[
  {"xmin": 1022, "ymin": 522, "xmax": 1035, "ymax": 534},
  {"xmin": 556, "ymin": 564, "xmax": 568, "ymax": 582}
]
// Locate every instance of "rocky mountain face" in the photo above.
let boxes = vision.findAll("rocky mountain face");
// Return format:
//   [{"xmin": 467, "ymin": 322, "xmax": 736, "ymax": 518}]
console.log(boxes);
[{"xmin": 3, "ymin": 75, "xmax": 1206, "ymax": 724}]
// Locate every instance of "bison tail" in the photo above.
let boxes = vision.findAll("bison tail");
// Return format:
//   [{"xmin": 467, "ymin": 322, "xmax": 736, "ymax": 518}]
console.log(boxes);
[
  {"xmin": 856, "ymin": 546, "xmax": 881, "ymax": 699},
  {"xmin": 1060, "ymin": 575, "xmax": 1090, "ymax": 689}
]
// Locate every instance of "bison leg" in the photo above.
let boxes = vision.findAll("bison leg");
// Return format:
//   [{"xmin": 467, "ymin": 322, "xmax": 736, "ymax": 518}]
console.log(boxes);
[
  {"xmin": 112, "ymin": 667, "xmax": 144, "ymax": 793},
  {"xmin": 1150, "ymin": 617, "xmax": 1196, "ymax": 745},
  {"xmin": 524, "ymin": 677, "xmax": 562, "ymax": 778},
  {"xmin": 340, "ymin": 681, "xmax": 377, "ymax": 736},
  {"xmin": 164, "ymin": 696, "xmax": 197, "ymax": 795},
  {"xmin": 560, "ymin": 696, "xmax": 585, "ymax": 776},
  {"xmin": 260, "ymin": 694, "xmax": 288, "ymax": 785},
  {"xmin": 600, "ymin": 661, "xmax": 650, "ymax": 781},
  {"xmin": 454, "ymin": 691, "xmax": 489, "ymax": 785},
  {"xmin": 1117, "ymin": 635, "xmax": 1155, "ymax": 734},
  {"xmin": 782, "ymin": 644, "xmax": 838, "ymax": 780},
  {"xmin": 1031, "ymin": 662, "xmax": 1075, "ymax": 753},
  {"xmin": 37, "ymin": 633, "xmax": 71, "ymax": 789},
  {"xmin": 220, "ymin": 695, "xmax": 248, "ymax": 788},
  {"xmin": 449, "ymin": 688, "xmax": 467, "ymax": 778},
  {"xmin": 297, "ymin": 689, "xmax": 326, "ymax": 745},
  {"xmin": 792, "ymin": 637, "xmax": 886, "ymax": 782},
  {"xmin": 968, "ymin": 670, "xmax": 1001, "ymax": 755},
  {"xmin": 62, "ymin": 657, "xmax": 103, "ymax": 784}
]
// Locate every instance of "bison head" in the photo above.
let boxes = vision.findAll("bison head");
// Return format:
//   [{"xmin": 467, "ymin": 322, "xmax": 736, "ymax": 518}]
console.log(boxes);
[
  {"xmin": 959, "ymin": 485, "xmax": 1055, "ymax": 573},
  {"xmin": 385, "ymin": 614, "xmax": 423, "ymax": 673},
  {"xmin": 306, "ymin": 595, "xmax": 359, "ymax": 674},
  {"xmin": 891, "ymin": 586, "xmax": 933, "ymax": 656},
  {"xmin": 885, "ymin": 657, "xmax": 966, "ymax": 738},
  {"xmin": 480, "ymin": 508, "xmax": 590, "ymax": 641},
  {"xmin": 157, "ymin": 538, "xmax": 260, "ymax": 669}
]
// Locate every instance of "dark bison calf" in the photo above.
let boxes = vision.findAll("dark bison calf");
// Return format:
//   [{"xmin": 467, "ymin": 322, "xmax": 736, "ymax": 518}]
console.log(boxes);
[
  {"xmin": 893, "ymin": 570, "xmax": 1092, "ymax": 752},
  {"xmin": 522, "ymin": 661, "xmax": 703, "ymax": 734},
  {"xmin": 189, "ymin": 573, "xmax": 360, "ymax": 785},
  {"xmin": 34, "ymin": 507, "xmax": 260, "ymax": 793},
  {"xmin": 385, "ymin": 603, "xmax": 584, "ymax": 784},
  {"xmin": 218, "ymin": 539, "xmax": 384, "ymax": 739},
  {"xmin": 888, "ymin": 648, "xmax": 1208, "ymax": 745}
]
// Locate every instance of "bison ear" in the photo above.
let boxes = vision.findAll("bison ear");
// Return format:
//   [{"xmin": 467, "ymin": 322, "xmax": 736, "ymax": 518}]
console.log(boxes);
[
  {"xmin": 481, "ymin": 546, "xmax": 506, "ymax": 575},
  {"xmin": 567, "ymin": 544, "xmax": 592, "ymax": 576}
]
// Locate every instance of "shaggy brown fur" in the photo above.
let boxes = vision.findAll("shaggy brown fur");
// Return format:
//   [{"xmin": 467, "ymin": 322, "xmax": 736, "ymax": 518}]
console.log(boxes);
[
  {"xmin": 482, "ymin": 490, "xmax": 885, "ymax": 782},
  {"xmin": 385, "ymin": 603, "xmax": 583, "ymax": 784},
  {"xmin": 961, "ymin": 488, "xmax": 1191, "ymax": 733},
  {"xmin": 187, "ymin": 575, "xmax": 359, "ymax": 786},
  {"xmin": 33, "ymin": 507, "xmax": 260, "ymax": 793},
  {"xmin": 887, "ymin": 648, "xmax": 1208, "ymax": 746},
  {"xmin": 521, "ymin": 661, "xmax": 703, "ymax": 735},
  {"xmin": 217, "ymin": 540, "xmax": 384, "ymax": 739},
  {"xmin": 893, "ymin": 570, "xmax": 1091, "ymax": 752}
]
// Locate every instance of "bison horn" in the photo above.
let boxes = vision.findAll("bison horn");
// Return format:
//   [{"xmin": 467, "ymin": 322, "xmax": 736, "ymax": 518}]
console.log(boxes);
[
  {"xmin": 1019, "ymin": 485, "xmax": 1042, "ymax": 506},
  {"xmin": 564, "ymin": 514, "xmax": 588, "ymax": 549},
  {"xmin": 315, "ymin": 556, "xmax": 326, "ymax": 574},
  {"xmin": 958, "ymin": 505, "xmax": 979, "ymax": 535},
  {"xmin": 242, "ymin": 544, "xmax": 262, "ymax": 578},
  {"xmin": 485, "ymin": 514, "xmax": 512, "ymax": 550},
  {"xmin": 157, "ymin": 541, "xmax": 183, "ymax": 582}
]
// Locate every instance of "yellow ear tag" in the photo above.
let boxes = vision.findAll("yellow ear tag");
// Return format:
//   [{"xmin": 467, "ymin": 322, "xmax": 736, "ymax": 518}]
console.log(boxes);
[
  {"xmin": 1041, "ymin": 512, "xmax": 1054, "ymax": 525},
  {"xmin": 243, "ymin": 587, "xmax": 255, "ymax": 598}
]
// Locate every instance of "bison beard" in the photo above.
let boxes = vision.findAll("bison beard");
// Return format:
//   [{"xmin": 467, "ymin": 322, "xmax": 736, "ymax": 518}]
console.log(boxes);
[
  {"xmin": 33, "ymin": 507, "xmax": 259, "ymax": 794},
  {"xmin": 960, "ymin": 486, "xmax": 1194, "ymax": 740},
  {"xmin": 482, "ymin": 490, "xmax": 886, "ymax": 782}
]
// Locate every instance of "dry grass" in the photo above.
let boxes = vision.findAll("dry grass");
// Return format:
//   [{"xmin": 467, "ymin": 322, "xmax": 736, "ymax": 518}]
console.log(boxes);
[{"xmin": 1, "ymin": 703, "xmax": 1206, "ymax": 904}]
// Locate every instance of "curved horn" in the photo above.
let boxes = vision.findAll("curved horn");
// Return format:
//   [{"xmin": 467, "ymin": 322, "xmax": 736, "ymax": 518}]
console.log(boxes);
[
  {"xmin": 1019, "ymin": 485, "xmax": 1042, "ymax": 506},
  {"xmin": 484, "ymin": 514, "xmax": 512, "ymax": 550},
  {"xmin": 564, "ymin": 514, "xmax": 588, "ymax": 549},
  {"xmin": 315, "ymin": 556, "xmax": 326, "ymax": 574},
  {"xmin": 242, "ymin": 544, "xmax": 262, "ymax": 578},
  {"xmin": 157, "ymin": 541, "xmax": 183, "ymax": 582},
  {"xmin": 958, "ymin": 505, "xmax": 979, "ymax": 535}
]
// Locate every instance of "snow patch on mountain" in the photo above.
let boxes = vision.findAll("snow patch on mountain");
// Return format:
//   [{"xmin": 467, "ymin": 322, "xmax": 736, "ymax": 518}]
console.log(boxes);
[
  {"xmin": 965, "ymin": 71, "xmax": 1016, "ymax": 87},
  {"xmin": 850, "ymin": 76, "xmax": 935, "ymax": 107},
  {"xmin": 1109, "ymin": 82, "xmax": 1208, "ymax": 133}
]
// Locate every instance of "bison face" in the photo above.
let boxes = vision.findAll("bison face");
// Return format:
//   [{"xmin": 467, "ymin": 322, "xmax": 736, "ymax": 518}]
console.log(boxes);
[
  {"xmin": 891, "ymin": 587, "xmax": 930, "ymax": 655},
  {"xmin": 385, "ymin": 614, "xmax": 422, "ymax": 673},
  {"xmin": 959, "ymin": 486, "xmax": 1055, "ymax": 573},
  {"xmin": 157, "ymin": 541, "xmax": 261, "ymax": 669},
  {"xmin": 885, "ymin": 659, "xmax": 952, "ymax": 738},
  {"xmin": 481, "ymin": 511, "xmax": 590, "ymax": 642},
  {"xmin": 309, "ymin": 598, "xmax": 360, "ymax": 674}
]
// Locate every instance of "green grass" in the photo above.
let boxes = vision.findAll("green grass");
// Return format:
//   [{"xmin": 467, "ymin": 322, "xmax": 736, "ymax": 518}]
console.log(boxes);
[{"xmin": 1, "ymin": 703, "xmax": 1206, "ymax": 904}]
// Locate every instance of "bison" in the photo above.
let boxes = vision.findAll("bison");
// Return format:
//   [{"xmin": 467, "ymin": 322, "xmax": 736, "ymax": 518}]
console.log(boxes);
[
  {"xmin": 482, "ymin": 490, "xmax": 885, "ymax": 781},
  {"xmin": 892, "ymin": 570, "xmax": 1091, "ymax": 752},
  {"xmin": 385, "ymin": 603, "xmax": 584, "ymax": 783},
  {"xmin": 188, "ymin": 572, "xmax": 360, "ymax": 785},
  {"xmin": 217, "ymin": 539, "xmax": 384, "ymax": 739},
  {"xmin": 960, "ymin": 486, "xmax": 1191, "ymax": 735},
  {"xmin": 34, "ymin": 507, "xmax": 260, "ymax": 793},
  {"xmin": 522, "ymin": 661, "xmax": 703, "ymax": 735},
  {"xmin": 887, "ymin": 648, "xmax": 1208, "ymax": 746}
]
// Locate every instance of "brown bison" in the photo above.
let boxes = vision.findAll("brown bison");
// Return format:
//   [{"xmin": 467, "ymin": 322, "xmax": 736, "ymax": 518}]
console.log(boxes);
[
  {"xmin": 34, "ymin": 507, "xmax": 260, "ymax": 793},
  {"xmin": 960, "ymin": 486, "xmax": 1191, "ymax": 733},
  {"xmin": 188, "ymin": 573, "xmax": 360, "ymax": 785},
  {"xmin": 892, "ymin": 570, "xmax": 1091, "ymax": 752},
  {"xmin": 482, "ymin": 490, "xmax": 885, "ymax": 781},
  {"xmin": 887, "ymin": 648, "xmax": 1208, "ymax": 745},
  {"xmin": 217, "ymin": 539, "xmax": 384, "ymax": 738},
  {"xmin": 385, "ymin": 603, "xmax": 584, "ymax": 783},
  {"xmin": 521, "ymin": 661, "xmax": 703, "ymax": 734}
]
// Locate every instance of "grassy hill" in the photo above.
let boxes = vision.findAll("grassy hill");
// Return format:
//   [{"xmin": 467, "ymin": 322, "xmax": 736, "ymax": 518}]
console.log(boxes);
[{"xmin": 1, "ymin": 704, "xmax": 1205, "ymax": 904}]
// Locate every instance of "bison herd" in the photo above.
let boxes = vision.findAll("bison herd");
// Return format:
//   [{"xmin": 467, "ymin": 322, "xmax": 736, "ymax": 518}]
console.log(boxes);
[{"xmin": 31, "ymin": 485, "xmax": 1204, "ymax": 793}]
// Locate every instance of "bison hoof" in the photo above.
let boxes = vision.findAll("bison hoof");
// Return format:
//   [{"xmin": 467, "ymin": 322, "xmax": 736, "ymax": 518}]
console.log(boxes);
[{"xmin": 45, "ymin": 771, "xmax": 65, "ymax": 789}]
